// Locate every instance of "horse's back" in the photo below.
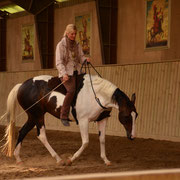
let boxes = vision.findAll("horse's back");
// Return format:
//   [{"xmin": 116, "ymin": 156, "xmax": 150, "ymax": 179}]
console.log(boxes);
[{"xmin": 17, "ymin": 75, "xmax": 62, "ymax": 110}]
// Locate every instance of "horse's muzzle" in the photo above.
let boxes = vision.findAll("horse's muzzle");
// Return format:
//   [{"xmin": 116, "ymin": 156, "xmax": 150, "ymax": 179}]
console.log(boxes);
[{"xmin": 127, "ymin": 134, "xmax": 135, "ymax": 140}]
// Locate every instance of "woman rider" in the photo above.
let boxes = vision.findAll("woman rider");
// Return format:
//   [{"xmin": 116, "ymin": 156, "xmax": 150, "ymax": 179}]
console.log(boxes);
[{"xmin": 56, "ymin": 24, "xmax": 90, "ymax": 126}]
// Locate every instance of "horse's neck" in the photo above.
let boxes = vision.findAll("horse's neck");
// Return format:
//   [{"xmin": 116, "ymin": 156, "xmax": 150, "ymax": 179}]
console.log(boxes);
[
  {"xmin": 85, "ymin": 75, "xmax": 117, "ymax": 103},
  {"xmin": 112, "ymin": 88, "xmax": 130, "ymax": 109}
]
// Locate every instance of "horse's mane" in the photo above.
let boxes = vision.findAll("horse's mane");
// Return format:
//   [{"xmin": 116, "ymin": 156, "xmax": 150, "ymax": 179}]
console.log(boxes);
[{"xmin": 85, "ymin": 74, "xmax": 117, "ymax": 100}]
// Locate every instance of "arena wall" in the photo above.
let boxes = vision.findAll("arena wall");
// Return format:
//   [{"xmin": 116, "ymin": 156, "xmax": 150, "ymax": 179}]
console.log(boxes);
[{"xmin": 0, "ymin": 61, "xmax": 180, "ymax": 142}]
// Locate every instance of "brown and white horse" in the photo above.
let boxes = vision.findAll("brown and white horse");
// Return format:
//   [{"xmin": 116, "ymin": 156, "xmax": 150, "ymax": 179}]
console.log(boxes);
[{"xmin": 0, "ymin": 74, "xmax": 138, "ymax": 165}]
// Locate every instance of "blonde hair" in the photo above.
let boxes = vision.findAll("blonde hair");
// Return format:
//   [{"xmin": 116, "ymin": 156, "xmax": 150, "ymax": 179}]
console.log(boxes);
[{"xmin": 63, "ymin": 24, "xmax": 77, "ymax": 36}]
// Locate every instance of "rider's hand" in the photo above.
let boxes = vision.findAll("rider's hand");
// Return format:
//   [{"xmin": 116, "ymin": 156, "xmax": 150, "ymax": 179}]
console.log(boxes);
[
  {"xmin": 86, "ymin": 58, "xmax": 91, "ymax": 62},
  {"xmin": 63, "ymin": 74, "xmax": 69, "ymax": 82}
]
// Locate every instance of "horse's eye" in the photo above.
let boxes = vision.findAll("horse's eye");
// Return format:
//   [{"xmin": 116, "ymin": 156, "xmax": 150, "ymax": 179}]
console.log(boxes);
[
  {"xmin": 120, "ymin": 119, "xmax": 125, "ymax": 124},
  {"xmin": 120, "ymin": 116, "xmax": 131, "ymax": 124},
  {"xmin": 120, "ymin": 116, "xmax": 128, "ymax": 124}
]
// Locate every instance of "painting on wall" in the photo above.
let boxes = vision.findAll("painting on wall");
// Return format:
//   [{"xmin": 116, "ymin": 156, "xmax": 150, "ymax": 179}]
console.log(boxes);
[
  {"xmin": 145, "ymin": 0, "xmax": 170, "ymax": 49},
  {"xmin": 22, "ymin": 24, "xmax": 34, "ymax": 61},
  {"xmin": 75, "ymin": 13, "xmax": 91, "ymax": 56}
]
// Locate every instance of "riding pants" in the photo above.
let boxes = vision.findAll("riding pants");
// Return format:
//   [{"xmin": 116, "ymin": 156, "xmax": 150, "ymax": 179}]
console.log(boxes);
[{"xmin": 60, "ymin": 74, "xmax": 76, "ymax": 119}]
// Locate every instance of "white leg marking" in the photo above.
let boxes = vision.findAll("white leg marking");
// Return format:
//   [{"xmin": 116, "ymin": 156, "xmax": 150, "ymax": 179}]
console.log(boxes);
[
  {"xmin": 37, "ymin": 126, "xmax": 61, "ymax": 163},
  {"xmin": 131, "ymin": 111, "xmax": 136, "ymax": 139},
  {"xmin": 14, "ymin": 143, "xmax": 22, "ymax": 163},
  {"xmin": 98, "ymin": 118, "xmax": 111, "ymax": 165},
  {"xmin": 71, "ymin": 119, "xmax": 89, "ymax": 162}
]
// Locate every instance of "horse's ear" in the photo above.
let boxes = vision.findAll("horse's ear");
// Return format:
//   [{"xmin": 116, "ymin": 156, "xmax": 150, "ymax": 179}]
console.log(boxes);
[{"xmin": 131, "ymin": 93, "xmax": 136, "ymax": 104}]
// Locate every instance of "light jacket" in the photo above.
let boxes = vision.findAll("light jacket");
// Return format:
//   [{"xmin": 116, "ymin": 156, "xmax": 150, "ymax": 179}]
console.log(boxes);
[{"xmin": 56, "ymin": 37, "xmax": 86, "ymax": 78}]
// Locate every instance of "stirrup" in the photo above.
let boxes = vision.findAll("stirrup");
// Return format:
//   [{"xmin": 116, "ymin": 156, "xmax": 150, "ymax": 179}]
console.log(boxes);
[{"xmin": 60, "ymin": 118, "xmax": 70, "ymax": 126}]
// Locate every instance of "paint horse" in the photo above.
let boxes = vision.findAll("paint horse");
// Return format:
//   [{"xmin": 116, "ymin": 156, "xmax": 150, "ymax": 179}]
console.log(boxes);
[{"xmin": 1, "ymin": 73, "xmax": 138, "ymax": 165}]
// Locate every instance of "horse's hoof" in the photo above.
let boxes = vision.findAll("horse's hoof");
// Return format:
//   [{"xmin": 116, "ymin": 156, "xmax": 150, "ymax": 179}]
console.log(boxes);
[
  {"xmin": 16, "ymin": 161, "xmax": 23, "ymax": 165},
  {"xmin": 57, "ymin": 159, "xmax": 66, "ymax": 166},
  {"xmin": 65, "ymin": 158, "xmax": 72, "ymax": 166},
  {"xmin": 105, "ymin": 161, "xmax": 112, "ymax": 166}
]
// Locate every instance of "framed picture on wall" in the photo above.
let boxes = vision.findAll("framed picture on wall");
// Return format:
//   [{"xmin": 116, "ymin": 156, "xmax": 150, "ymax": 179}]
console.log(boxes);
[
  {"xmin": 145, "ymin": 0, "xmax": 170, "ymax": 50},
  {"xmin": 22, "ymin": 24, "xmax": 34, "ymax": 61},
  {"xmin": 75, "ymin": 13, "xmax": 91, "ymax": 56}
]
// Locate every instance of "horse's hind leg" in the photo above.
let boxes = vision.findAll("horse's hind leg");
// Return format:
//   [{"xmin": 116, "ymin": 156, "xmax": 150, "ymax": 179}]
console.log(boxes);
[
  {"xmin": 14, "ymin": 120, "xmax": 35, "ymax": 163},
  {"xmin": 36, "ymin": 120, "xmax": 61, "ymax": 164}
]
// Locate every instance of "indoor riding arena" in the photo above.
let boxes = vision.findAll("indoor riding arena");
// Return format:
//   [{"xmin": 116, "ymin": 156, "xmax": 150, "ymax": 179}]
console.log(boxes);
[{"xmin": 0, "ymin": 0, "xmax": 180, "ymax": 180}]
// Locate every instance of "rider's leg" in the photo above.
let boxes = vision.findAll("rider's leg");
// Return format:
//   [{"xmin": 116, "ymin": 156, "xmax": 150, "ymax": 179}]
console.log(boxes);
[{"xmin": 60, "ymin": 75, "xmax": 76, "ymax": 126}]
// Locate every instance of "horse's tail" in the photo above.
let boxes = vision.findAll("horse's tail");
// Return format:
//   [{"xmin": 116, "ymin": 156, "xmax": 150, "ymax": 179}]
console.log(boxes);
[{"xmin": 0, "ymin": 83, "xmax": 22, "ymax": 157}]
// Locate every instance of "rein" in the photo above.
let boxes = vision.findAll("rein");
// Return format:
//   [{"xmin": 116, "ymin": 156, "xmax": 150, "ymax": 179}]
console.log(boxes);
[{"xmin": 81, "ymin": 61, "xmax": 107, "ymax": 110}]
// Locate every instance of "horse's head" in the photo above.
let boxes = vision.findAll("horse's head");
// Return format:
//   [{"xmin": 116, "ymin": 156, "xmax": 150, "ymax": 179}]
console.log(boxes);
[
  {"xmin": 112, "ymin": 89, "xmax": 138, "ymax": 140},
  {"xmin": 118, "ymin": 93, "xmax": 138, "ymax": 140}
]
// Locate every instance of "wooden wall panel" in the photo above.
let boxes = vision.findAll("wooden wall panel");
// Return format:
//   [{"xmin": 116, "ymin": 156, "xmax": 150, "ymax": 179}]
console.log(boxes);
[{"xmin": 0, "ymin": 61, "xmax": 180, "ymax": 142}]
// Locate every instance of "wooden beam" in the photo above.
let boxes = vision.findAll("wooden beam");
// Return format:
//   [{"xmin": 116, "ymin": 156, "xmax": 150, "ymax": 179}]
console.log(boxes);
[
  {"xmin": 22, "ymin": 169, "xmax": 180, "ymax": 180},
  {"xmin": 0, "ymin": 15, "xmax": 7, "ymax": 71}
]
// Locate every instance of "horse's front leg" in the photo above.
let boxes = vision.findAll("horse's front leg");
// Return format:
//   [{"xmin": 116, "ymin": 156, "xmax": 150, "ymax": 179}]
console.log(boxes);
[
  {"xmin": 70, "ymin": 119, "xmax": 89, "ymax": 163},
  {"xmin": 37, "ymin": 125, "xmax": 61, "ymax": 164},
  {"xmin": 97, "ymin": 118, "xmax": 111, "ymax": 165}
]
